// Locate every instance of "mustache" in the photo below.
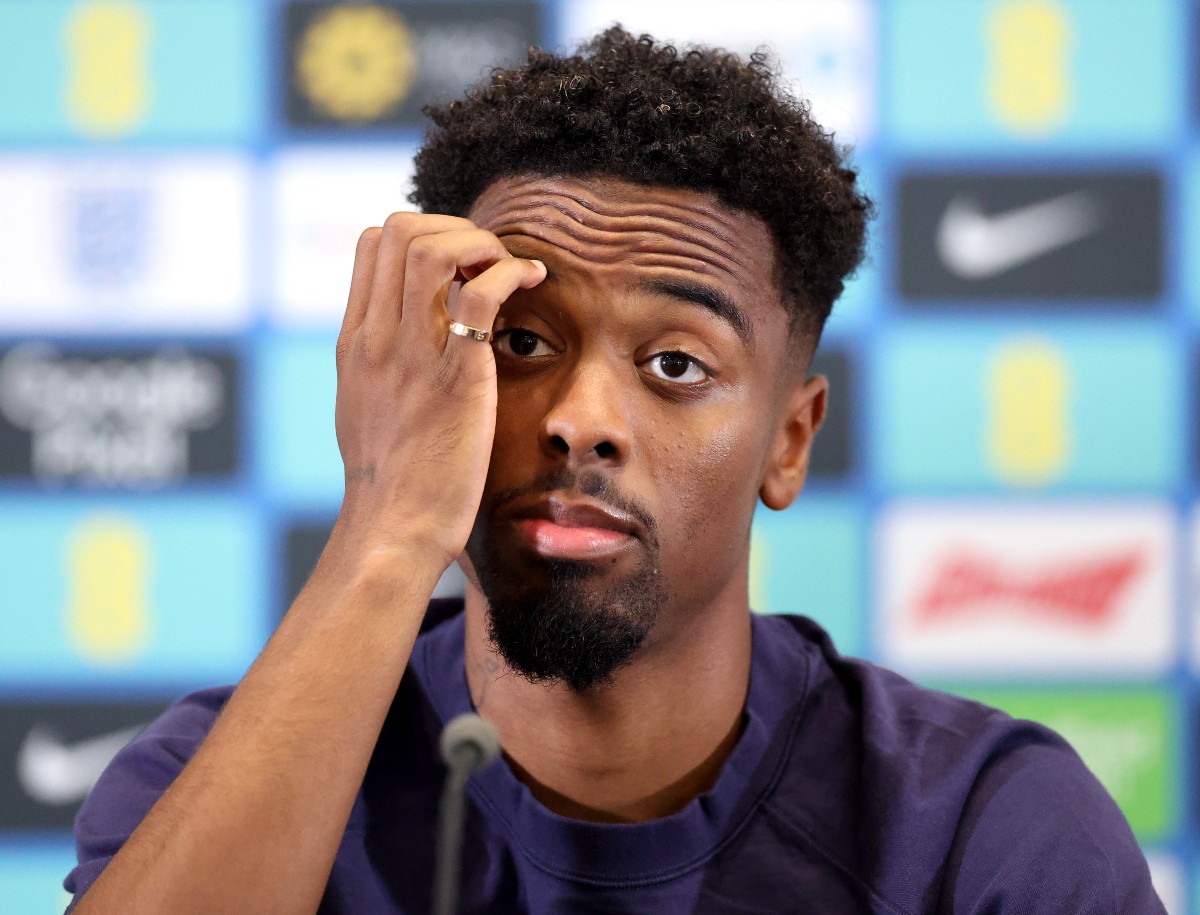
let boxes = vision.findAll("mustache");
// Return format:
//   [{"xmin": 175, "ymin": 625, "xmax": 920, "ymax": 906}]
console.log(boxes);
[{"xmin": 488, "ymin": 469, "xmax": 658, "ymax": 540}]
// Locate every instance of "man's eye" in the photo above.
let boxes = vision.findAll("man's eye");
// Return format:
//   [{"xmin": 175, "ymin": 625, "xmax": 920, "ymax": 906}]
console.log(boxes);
[
  {"xmin": 494, "ymin": 329, "xmax": 552, "ymax": 358},
  {"xmin": 645, "ymin": 352, "xmax": 708, "ymax": 384}
]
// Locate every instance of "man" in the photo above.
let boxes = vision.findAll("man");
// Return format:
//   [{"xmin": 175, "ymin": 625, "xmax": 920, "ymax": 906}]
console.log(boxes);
[{"xmin": 66, "ymin": 28, "xmax": 1161, "ymax": 914}]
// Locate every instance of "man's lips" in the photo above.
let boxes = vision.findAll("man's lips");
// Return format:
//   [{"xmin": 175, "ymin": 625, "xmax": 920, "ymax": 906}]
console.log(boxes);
[
  {"xmin": 507, "ymin": 496, "xmax": 641, "ymax": 561},
  {"xmin": 514, "ymin": 519, "xmax": 635, "ymax": 560}
]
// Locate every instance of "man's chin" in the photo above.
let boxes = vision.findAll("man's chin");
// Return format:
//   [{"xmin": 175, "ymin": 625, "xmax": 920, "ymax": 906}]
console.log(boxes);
[{"xmin": 478, "ymin": 563, "xmax": 665, "ymax": 693}]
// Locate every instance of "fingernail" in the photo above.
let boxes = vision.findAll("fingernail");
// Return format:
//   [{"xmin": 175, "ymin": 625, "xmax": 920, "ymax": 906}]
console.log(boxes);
[{"xmin": 531, "ymin": 259, "xmax": 547, "ymax": 273}]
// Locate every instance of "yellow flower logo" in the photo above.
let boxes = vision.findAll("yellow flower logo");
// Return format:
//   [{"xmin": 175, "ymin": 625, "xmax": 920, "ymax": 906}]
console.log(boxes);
[{"xmin": 295, "ymin": 5, "xmax": 417, "ymax": 123}]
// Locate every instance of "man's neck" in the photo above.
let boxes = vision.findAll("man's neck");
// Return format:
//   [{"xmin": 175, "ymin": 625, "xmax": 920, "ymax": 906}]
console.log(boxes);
[{"xmin": 462, "ymin": 585, "xmax": 753, "ymax": 823}]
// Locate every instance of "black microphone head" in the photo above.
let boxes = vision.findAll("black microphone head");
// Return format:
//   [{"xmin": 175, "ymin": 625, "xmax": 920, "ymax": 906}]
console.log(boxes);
[{"xmin": 440, "ymin": 713, "xmax": 501, "ymax": 772}]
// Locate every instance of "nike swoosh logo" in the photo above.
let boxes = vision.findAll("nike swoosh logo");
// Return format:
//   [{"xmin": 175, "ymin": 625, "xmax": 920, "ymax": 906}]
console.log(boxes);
[
  {"xmin": 17, "ymin": 723, "xmax": 146, "ymax": 805},
  {"xmin": 936, "ymin": 191, "xmax": 1104, "ymax": 280}
]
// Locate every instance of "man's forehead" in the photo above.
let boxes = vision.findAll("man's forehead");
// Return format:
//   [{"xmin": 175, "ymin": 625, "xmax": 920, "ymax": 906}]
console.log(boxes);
[{"xmin": 466, "ymin": 175, "xmax": 777, "ymax": 288}]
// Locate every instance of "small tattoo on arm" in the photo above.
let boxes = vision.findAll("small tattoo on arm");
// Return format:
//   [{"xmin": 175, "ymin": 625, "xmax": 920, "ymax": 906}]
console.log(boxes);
[{"xmin": 347, "ymin": 467, "xmax": 376, "ymax": 484}]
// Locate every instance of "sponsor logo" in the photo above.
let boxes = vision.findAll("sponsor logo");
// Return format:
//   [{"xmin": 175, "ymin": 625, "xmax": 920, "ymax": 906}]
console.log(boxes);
[
  {"xmin": 0, "ymin": 500, "xmax": 264, "ymax": 688},
  {"xmin": 0, "ymin": 155, "xmax": 253, "ymax": 331},
  {"xmin": 65, "ymin": 0, "xmax": 152, "ymax": 138},
  {"xmin": 70, "ymin": 183, "xmax": 148, "ymax": 287},
  {"xmin": 294, "ymin": 5, "xmax": 416, "ymax": 124},
  {"xmin": 0, "ymin": 344, "xmax": 240, "ymax": 487},
  {"xmin": 18, "ymin": 723, "xmax": 146, "ymax": 805},
  {"xmin": 285, "ymin": 2, "xmax": 543, "ymax": 129},
  {"xmin": 877, "ymin": 502, "xmax": 1175, "ymax": 677},
  {"xmin": 916, "ymin": 549, "xmax": 1142, "ymax": 627},
  {"xmin": 951, "ymin": 688, "xmax": 1176, "ymax": 843},
  {"xmin": 985, "ymin": 0, "xmax": 1070, "ymax": 135},
  {"xmin": 885, "ymin": 0, "xmax": 1181, "ymax": 150},
  {"xmin": 0, "ymin": 0, "xmax": 261, "ymax": 143},
  {"xmin": 936, "ymin": 191, "xmax": 1102, "ymax": 280},
  {"xmin": 0, "ymin": 700, "xmax": 169, "ymax": 829},
  {"xmin": 66, "ymin": 516, "xmax": 150, "ymax": 664},
  {"xmin": 873, "ymin": 326, "xmax": 1180, "ymax": 491},
  {"xmin": 986, "ymin": 338, "xmax": 1070, "ymax": 484},
  {"xmin": 899, "ymin": 170, "xmax": 1162, "ymax": 301}
]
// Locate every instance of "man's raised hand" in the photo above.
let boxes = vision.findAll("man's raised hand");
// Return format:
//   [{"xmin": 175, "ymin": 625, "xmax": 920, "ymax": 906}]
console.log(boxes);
[
  {"xmin": 332, "ymin": 212, "xmax": 546, "ymax": 572},
  {"xmin": 68, "ymin": 213, "xmax": 546, "ymax": 915}
]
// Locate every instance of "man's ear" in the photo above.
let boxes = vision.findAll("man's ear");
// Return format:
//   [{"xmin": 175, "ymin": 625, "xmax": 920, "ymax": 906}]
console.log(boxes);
[{"xmin": 759, "ymin": 373, "xmax": 828, "ymax": 511}]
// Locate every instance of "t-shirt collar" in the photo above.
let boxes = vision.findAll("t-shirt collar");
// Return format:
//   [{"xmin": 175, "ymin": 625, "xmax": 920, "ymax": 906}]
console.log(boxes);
[{"xmin": 411, "ymin": 604, "xmax": 811, "ymax": 885}]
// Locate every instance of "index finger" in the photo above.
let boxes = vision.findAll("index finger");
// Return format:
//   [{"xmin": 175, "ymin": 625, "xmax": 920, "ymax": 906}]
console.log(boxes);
[
  {"xmin": 399, "ymin": 228, "xmax": 516, "ymax": 342},
  {"xmin": 366, "ymin": 212, "xmax": 476, "ymax": 331}
]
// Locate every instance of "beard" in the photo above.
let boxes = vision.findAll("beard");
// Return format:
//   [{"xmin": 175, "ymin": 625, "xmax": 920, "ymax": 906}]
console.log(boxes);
[{"xmin": 468, "ymin": 471, "xmax": 667, "ymax": 692}]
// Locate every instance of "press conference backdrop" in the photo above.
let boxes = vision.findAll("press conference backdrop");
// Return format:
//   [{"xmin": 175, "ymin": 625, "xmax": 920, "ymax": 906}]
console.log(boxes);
[{"xmin": 0, "ymin": 0, "xmax": 1191, "ymax": 910}]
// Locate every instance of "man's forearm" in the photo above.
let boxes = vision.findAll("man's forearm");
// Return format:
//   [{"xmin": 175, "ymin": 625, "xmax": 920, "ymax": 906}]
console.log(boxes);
[
  {"xmin": 73, "ymin": 539, "xmax": 443, "ymax": 915},
  {"xmin": 72, "ymin": 210, "xmax": 540, "ymax": 914}
]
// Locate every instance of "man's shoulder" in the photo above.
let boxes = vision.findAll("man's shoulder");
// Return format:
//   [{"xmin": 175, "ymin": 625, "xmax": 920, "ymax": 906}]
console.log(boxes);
[
  {"xmin": 751, "ymin": 612, "xmax": 1158, "ymax": 914},
  {"xmin": 756, "ymin": 610, "xmax": 1063, "ymax": 746},
  {"xmin": 144, "ymin": 684, "xmax": 234, "ymax": 740},
  {"xmin": 757, "ymin": 611, "xmax": 1113, "ymax": 833},
  {"xmin": 753, "ymin": 611, "xmax": 1028, "ymax": 754}
]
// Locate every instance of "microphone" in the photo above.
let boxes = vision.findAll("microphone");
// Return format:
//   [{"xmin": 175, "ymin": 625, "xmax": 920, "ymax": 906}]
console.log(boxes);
[{"xmin": 433, "ymin": 713, "xmax": 501, "ymax": 915}]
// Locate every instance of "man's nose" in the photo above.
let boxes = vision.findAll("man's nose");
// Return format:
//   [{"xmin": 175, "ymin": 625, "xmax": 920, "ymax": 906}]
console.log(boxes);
[{"xmin": 540, "ymin": 358, "xmax": 631, "ymax": 466}]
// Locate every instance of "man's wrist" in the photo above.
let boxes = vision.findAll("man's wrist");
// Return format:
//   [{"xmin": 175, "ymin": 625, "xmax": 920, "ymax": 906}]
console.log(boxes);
[{"xmin": 318, "ymin": 515, "xmax": 451, "ymax": 603}]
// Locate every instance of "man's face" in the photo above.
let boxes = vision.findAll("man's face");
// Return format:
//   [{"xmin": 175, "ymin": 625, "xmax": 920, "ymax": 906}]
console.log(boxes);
[{"xmin": 463, "ymin": 175, "xmax": 811, "ymax": 690}]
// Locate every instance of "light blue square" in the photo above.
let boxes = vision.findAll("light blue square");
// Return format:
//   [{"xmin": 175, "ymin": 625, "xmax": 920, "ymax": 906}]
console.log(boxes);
[
  {"xmin": 751, "ymin": 497, "xmax": 867, "ymax": 658},
  {"xmin": 884, "ymin": 0, "xmax": 1182, "ymax": 153},
  {"xmin": 0, "ymin": 497, "xmax": 267, "ymax": 690},
  {"xmin": 871, "ymin": 321, "xmax": 1183, "ymax": 493},
  {"xmin": 257, "ymin": 333, "xmax": 344, "ymax": 509},
  {"xmin": 0, "ymin": 840, "xmax": 77, "ymax": 914},
  {"xmin": 0, "ymin": 0, "xmax": 264, "ymax": 143}
]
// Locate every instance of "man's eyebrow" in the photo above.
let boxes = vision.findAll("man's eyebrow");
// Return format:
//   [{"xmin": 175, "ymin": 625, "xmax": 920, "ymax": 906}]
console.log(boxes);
[{"xmin": 642, "ymin": 278, "xmax": 753, "ymax": 344}]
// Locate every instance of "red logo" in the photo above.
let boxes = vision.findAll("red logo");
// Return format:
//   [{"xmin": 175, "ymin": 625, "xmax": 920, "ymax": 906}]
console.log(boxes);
[{"xmin": 915, "ymin": 549, "xmax": 1144, "ymax": 627}]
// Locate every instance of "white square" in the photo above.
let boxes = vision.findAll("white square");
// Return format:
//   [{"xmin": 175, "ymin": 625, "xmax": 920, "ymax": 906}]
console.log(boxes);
[
  {"xmin": 269, "ymin": 147, "xmax": 419, "ymax": 327},
  {"xmin": 560, "ymin": 0, "xmax": 876, "ymax": 148},
  {"xmin": 0, "ymin": 154, "xmax": 254, "ymax": 333},
  {"xmin": 875, "ymin": 501, "xmax": 1177, "ymax": 678}
]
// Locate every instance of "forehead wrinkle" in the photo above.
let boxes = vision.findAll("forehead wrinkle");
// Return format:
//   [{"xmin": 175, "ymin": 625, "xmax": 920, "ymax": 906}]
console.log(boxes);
[
  {"xmin": 483, "ymin": 203, "xmax": 754, "ymax": 278},
  {"xmin": 500, "ymin": 229, "xmax": 734, "ymax": 281},
  {"xmin": 470, "ymin": 182, "xmax": 763, "ymax": 275},
  {"xmin": 477, "ymin": 176, "xmax": 749, "ymax": 238},
  {"xmin": 491, "ymin": 191, "xmax": 748, "ymax": 251}
]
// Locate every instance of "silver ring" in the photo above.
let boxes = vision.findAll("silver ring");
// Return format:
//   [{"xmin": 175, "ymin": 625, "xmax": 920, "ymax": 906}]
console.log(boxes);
[{"xmin": 448, "ymin": 321, "xmax": 493, "ymax": 343}]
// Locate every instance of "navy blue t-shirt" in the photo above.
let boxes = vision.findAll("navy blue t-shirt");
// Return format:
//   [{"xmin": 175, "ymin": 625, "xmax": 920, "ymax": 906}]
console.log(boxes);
[{"xmin": 67, "ymin": 602, "xmax": 1163, "ymax": 913}]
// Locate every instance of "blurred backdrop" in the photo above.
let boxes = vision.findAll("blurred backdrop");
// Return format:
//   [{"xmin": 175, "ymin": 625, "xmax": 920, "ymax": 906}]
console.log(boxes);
[{"xmin": 0, "ymin": 0, "xmax": 1191, "ymax": 910}]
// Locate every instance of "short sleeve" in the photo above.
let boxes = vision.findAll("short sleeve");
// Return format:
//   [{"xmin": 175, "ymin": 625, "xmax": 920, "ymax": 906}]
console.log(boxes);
[
  {"xmin": 942, "ymin": 737, "xmax": 1165, "ymax": 915},
  {"xmin": 64, "ymin": 687, "xmax": 231, "ymax": 910}
]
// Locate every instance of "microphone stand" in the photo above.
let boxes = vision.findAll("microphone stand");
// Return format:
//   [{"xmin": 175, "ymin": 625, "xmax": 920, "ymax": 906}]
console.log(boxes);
[{"xmin": 433, "ymin": 713, "xmax": 501, "ymax": 915}]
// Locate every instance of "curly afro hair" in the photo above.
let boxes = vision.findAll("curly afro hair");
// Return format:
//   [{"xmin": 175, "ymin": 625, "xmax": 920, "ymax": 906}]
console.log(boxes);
[{"xmin": 410, "ymin": 26, "xmax": 872, "ymax": 340}]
